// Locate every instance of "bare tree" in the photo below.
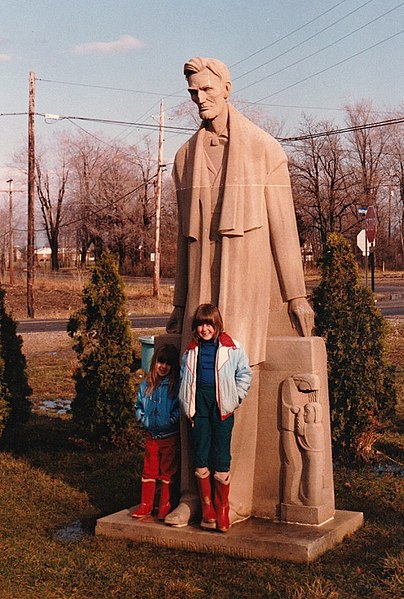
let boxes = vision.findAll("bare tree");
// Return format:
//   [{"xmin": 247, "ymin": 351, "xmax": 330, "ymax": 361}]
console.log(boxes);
[
  {"xmin": 289, "ymin": 115, "xmax": 356, "ymax": 252},
  {"xmin": 384, "ymin": 118, "xmax": 404, "ymax": 267},
  {"xmin": 62, "ymin": 132, "xmax": 161, "ymax": 274},
  {"xmin": 35, "ymin": 158, "xmax": 69, "ymax": 270},
  {"xmin": 345, "ymin": 101, "xmax": 390, "ymax": 206},
  {"xmin": 160, "ymin": 175, "xmax": 178, "ymax": 277}
]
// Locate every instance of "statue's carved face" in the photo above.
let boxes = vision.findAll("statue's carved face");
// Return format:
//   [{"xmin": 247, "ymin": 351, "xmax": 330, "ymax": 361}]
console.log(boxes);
[
  {"xmin": 304, "ymin": 404, "xmax": 316, "ymax": 423},
  {"xmin": 187, "ymin": 68, "xmax": 230, "ymax": 121}
]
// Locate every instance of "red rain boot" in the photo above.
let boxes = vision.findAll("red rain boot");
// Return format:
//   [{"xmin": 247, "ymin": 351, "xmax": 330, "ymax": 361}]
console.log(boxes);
[
  {"xmin": 196, "ymin": 470, "xmax": 217, "ymax": 530},
  {"xmin": 214, "ymin": 473, "xmax": 230, "ymax": 532},
  {"xmin": 132, "ymin": 478, "xmax": 156, "ymax": 518},
  {"xmin": 157, "ymin": 480, "xmax": 172, "ymax": 520}
]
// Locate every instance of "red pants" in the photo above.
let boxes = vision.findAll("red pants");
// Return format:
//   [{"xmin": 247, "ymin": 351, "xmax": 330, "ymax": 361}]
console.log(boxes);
[{"xmin": 142, "ymin": 434, "xmax": 179, "ymax": 483}]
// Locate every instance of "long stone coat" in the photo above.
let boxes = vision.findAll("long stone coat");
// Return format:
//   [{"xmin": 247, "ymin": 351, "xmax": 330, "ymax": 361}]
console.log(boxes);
[{"xmin": 172, "ymin": 103, "xmax": 306, "ymax": 366}]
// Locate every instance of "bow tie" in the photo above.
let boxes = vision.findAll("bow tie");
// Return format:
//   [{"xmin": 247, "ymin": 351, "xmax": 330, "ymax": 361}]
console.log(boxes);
[{"xmin": 206, "ymin": 131, "xmax": 228, "ymax": 146}]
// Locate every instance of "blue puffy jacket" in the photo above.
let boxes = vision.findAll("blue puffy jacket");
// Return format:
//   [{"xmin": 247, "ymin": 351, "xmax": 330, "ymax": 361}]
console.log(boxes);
[
  {"xmin": 135, "ymin": 377, "xmax": 179, "ymax": 439},
  {"xmin": 179, "ymin": 332, "xmax": 252, "ymax": 420}
]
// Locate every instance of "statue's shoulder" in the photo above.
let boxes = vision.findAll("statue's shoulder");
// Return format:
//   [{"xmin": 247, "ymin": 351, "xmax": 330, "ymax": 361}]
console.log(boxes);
[
  {"xmin": 229, "ymin": 105, "xmax": 286, "ymax": 159},
  {"xmin": 174, "ymin": 130, "xmax": 199, "ymax": 165}
]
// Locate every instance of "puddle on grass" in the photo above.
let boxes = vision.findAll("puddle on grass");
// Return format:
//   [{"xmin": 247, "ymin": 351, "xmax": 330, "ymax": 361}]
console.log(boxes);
[
  {"xmin": 37, "ymin": 398, "xmax": 72, "ymax": 415},
  {"xmin": 373, "ymin": 462, "xmax": 404, "ymax": 477},
  {"xmin": 53, "ymin": 520, "xmax": 85, "ymax": 542}
]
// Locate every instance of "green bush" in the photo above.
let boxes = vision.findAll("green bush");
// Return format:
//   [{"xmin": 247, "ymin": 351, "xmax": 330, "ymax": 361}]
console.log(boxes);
[
  {"xmin": 67, "ymin": 252, "xmax": 135, "ymax": 442},
  {"xmin": 312, "ymin": 233, "xmax": 396, "ymax": 461},
  {"xmin": 0, "ymin": 285, "xmax": 31, "ymax": 433}
]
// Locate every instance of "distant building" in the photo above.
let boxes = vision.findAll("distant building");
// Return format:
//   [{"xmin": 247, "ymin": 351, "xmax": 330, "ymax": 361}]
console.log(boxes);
[{"xmin": 34, "ymin": 246, "xmax": 94, "ymax": 267}]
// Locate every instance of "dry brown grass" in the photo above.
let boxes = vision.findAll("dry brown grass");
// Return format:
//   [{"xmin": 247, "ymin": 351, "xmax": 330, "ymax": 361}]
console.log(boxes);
[
  {"xmin": 2, "ymin": 271, "xmax": 174, "ymax": 320},
  {"xmin": 21, "ymin": 332, "xmax": 77, "ymax": 410}
]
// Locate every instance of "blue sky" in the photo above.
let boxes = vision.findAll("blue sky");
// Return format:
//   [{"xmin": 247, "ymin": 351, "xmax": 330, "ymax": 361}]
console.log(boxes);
[{"xmin": 0, "ymin": 0, "xmax": 403, "ymax": 194}]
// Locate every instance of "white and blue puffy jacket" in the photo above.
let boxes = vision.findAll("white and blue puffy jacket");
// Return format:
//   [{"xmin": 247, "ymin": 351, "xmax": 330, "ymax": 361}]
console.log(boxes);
[
  {"xmin": 179, "ymin": 332, "xmax": 253, "ymax": 421},
  {"xmin": 135, "ymin": 377, "xmax": 179, "ymax": 439}
]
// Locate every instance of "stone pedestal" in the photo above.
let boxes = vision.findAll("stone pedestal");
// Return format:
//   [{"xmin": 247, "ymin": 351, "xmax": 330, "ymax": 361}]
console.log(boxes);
[{"xmin": 95, "ymin": 509, "xmax": 363, "ymax": 563}]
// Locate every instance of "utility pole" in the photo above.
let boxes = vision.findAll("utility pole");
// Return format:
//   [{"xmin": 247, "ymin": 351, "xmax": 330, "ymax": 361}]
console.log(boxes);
[
  {"xmin": 27, "ymin": 71, "xmax": 35, "ymax": 317},
  {"xmin": 153, "ymin": 99, "xmax": 164, "ymax": 298},
  {"xmin": 6, "ymin": 178, "xmax": 14, "ymax": 285}
]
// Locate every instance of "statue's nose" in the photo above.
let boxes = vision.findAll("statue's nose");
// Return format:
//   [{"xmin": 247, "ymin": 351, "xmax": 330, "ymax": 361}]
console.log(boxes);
[{"xmin": 198, "ymin": 90, "xmax": 207, "ymax": 103}]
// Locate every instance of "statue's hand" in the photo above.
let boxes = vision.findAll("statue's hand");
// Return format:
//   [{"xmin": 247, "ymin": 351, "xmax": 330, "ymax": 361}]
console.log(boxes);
[
  {"xmin": 288, "ymin": 297, "xmax": 314, "ymax": 337},
  {"xmin": 166, "ymin": 306, "xmax": 185, "ymax": 334}
]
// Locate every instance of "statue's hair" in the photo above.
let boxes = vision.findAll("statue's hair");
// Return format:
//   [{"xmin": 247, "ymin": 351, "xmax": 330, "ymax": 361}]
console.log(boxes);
[{"xmin": 184, "ymin": 57, "xmax": 231, "ymax": 85}]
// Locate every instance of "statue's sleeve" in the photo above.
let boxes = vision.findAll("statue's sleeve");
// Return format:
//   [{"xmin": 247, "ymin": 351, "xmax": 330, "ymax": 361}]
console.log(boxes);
[
  {"xmin": 265, "ymin": 147, "xmax": 306, "ymax": 302},
  {"xmin": 172, "ymin": 156, "xmax": 188, "ymax": 308}
]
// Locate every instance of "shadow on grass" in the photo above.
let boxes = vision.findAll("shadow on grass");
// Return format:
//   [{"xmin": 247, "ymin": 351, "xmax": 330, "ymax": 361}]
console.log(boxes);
[
  {"xmin": 2, "ymin": 414, "xmax": 402, "ymax": 527},
  {"xmin": 0, "ymin": 414, "xmax": 145, "ymax": 521}
]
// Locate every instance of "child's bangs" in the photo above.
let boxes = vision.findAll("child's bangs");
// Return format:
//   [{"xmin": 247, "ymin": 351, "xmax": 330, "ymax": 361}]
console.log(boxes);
[
  {"xmin": 195, "ymin": 317, "xmax": 215, "ymax": 328},
  {"xmin": 156, "ymin": 348, "xmax": 172, "ymax": 364}
]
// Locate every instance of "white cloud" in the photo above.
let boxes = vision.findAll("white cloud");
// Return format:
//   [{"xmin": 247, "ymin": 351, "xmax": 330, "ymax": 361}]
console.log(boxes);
[
  {"xmin": 0, "ymin": 54, "xmax": 12, "ymax": 61},
  {"xmin": 72, "ymin": 34, "xmax": 144, "ymax": 56}
]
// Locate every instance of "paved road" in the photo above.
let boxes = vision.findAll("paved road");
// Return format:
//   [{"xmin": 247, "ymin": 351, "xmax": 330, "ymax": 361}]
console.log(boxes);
[
  {"xmin": 305, "ymin": 279, "xmax": 404, "ymax": 320},
  {"xmin": 17, "ymin": 314, "xmax": 169, "ymax": 334},
  {"xmin": 15, "ymin": 276, "xmax": 404, "ymax": 333},
  {"xmin": 17, "ymin": 306, "xmax": 403, "ymax": 335}
]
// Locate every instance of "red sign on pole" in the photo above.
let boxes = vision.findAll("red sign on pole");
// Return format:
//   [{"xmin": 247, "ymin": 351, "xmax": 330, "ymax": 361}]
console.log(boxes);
[{"xmin": 365, "ymin": 206, "xmax": 377, "ymax": 243}]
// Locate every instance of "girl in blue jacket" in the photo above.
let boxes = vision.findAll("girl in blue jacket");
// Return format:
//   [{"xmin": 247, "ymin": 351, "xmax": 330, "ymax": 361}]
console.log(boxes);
[
  {"xmin": 132, "ymin": 344, "xmax": 180, "ymax": 520},
  {"xmin": 180, "ymin": 304, "xmax": 252, "ymax": 532}
]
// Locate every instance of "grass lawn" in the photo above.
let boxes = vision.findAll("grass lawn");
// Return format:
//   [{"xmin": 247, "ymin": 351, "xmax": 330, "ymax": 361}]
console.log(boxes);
[
  {"xmin": 0, "ymin": 415, "xmax": 402, "ymax": 598},
  {"xmin": 0, "ymin": 276, "xmax": 403, "ymax": 598}
]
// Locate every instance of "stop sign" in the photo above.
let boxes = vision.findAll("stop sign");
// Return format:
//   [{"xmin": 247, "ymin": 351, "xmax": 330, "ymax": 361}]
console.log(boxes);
[{"xmin": 365, "ymin": 206, "xmax": 377, "ymax": 243}]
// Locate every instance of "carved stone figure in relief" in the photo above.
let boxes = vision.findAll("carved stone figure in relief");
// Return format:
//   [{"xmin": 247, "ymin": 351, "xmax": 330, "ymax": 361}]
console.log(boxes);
[{"xmin": 281, "ymin": 375, "xmax": 324, "ymax": 507}]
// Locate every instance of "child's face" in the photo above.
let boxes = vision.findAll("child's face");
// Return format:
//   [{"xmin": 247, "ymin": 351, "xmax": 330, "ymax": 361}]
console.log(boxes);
[
  {"xmin": 196, "ymin": 322, "xmax": 215, "ymax": 341},
  {"xmin": 156, "ymin": 360, "xmax": 172, "ymax": 378}
]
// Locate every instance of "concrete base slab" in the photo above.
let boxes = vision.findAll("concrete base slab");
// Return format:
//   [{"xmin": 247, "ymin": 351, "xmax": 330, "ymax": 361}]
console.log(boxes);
[{"xmin": 95, "ymin": 508, "xmax": 363, "ymax": 563}]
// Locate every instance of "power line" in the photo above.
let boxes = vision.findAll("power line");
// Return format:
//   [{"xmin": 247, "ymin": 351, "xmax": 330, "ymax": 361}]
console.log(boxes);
[
  {"xmin": 230, "ymin": 0, "xmax": 351, "ymax": 69},
  {"xmin": 254, "ymin": 28, "xmax": 404, "ymax": 104},
  {"xmin": 7, "ymin": 116, "xmax": 403, "ymax": 237},
  {"xmin": 0, "ymin": 112, "xmax": 28, "ymax": 117},
  {"xmin": 236, "ymin": 2, "xmax": 403, "ymax": 94},
  {"xmin": 37, "ymin": 112, "xmax": 195, "ymax": 134},
  {"xmin": 278, "ymin": 116, "xmax": 404, "ymax": 143},
  {"xmin": 36, "ymin": 77, "xmax": 185, "ymax": 100},
  {"xmin": 234, "ymin": 0, "xmax": 377, "ymax": 83}
]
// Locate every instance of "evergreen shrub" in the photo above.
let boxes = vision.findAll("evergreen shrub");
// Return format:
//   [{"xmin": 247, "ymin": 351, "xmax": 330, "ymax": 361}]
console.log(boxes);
[
  {"xmin": 312, "ymin": 233, "xmax": 396, "ymax": 461},
  {"xmin": 0, "ymin": 285, "xmax": 31, "ymax": 434},
  {"xmin": 67, "ymin": 252, "xmax": 135, "ymax": 442},
  {"xmin": 0, "ymin": 357, "xmax": 10, "ymax": 436}
]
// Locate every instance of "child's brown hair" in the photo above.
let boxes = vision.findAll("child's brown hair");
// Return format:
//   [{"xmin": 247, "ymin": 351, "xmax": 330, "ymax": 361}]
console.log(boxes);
[
  {"xmin": 191, "ymin": 303, "xmax": 224, "ymax": 342},
  {"xmin": 146, "ymin": 344, "xmax": 179, "ymax": 398}
]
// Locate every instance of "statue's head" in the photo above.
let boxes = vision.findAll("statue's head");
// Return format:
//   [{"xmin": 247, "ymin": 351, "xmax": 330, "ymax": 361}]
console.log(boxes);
[
  {"xmin": 183, "ymin": 57, "xmax": 232, "ymax": 122},
  {"xmin": 303, "ymin": 402, "xmax": 322, "ymax": 424}
]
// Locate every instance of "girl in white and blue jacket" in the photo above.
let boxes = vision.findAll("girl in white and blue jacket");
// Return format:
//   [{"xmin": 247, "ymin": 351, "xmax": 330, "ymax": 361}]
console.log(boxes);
[
  {"xmin": 180, "ymin": 304, "xmax": 252, "ymax": 532},
  {"xmin": 132, "ymin": 344, "xmax": 180, "ymax": 521}
]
